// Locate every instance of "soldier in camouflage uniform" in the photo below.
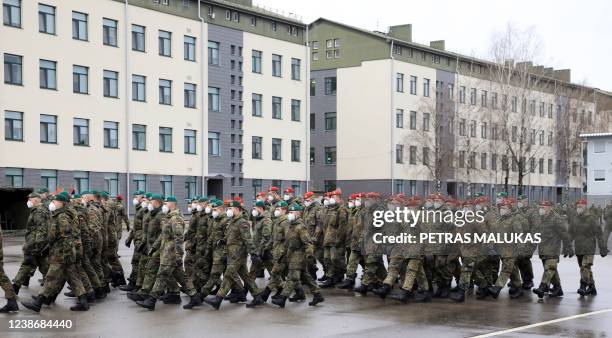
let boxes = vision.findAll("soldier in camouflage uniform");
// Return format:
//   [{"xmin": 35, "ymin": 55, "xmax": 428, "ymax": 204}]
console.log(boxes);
[
  {"xmin": 266, "ymin": 186, "xmax": 281, "ymax": 214},
  {"xmin": 136, "ymin": 196, "xmax": 202, "ymax": 310},
  {"xmin": 532, "ymin": 200, "xmax": 573, "ymax": 298},
  {"xmin": 204, "ymin": 201, "xmax": 264, "ymax": 309},
  {"xmin": 130, "ymin": 193, "xmax": 151, "ymax": 293},
  {"xmin": 320, "ymin": 189, "xmax": 349, "ymax": 287},
  {"xmin": 0, "ymin": 215, "xmax": 19, "ymax": 312},
  {"xmin": 12, "ymin": 192, "xmax": 50, "ymax": 295},
  {"xmin": 302, "ymin": 192, "xmax": 325, "ymax": 280},
  {"xmin": 282, "ymin": 187, "xmax": 297, "ymax": 205},
  {"xmin": 249, "ymin": 201, "xmax": 273, "ymax": 280},
  {"xmin": 120, "ymin": 190, "xmax": 146, "ymax": 291},
  {"xmin": 100, "ymin": 192, "xmax": 126, "ymax": 287},
  {"xmin": 183, "ymin": 197, "xmax": 200, "ymax": 289},
  {"xmin": 193, "ymin": 197, "xmax": 213, "ymax": 290},
  {"xmin": 262, "ymin": 201, "xmax": 289, "ymax": 302},
  {"xmin": 199, "ymin": 199, "xmax": 228, "ymax": 297},
  {"xmin": 337, "ymin": 194, "xmax": 366, "ymax": 290},
  {"xmin": 22, "ymin": 194, "xmax": 89, "ymax": 312},
  {"xmin": 569, "ymin": 198, "xmax": 608, "ymax": 296},
  {"xmin": 271, "ymin": 204, "xmax": 324, "ymax": 308},
  {"xmin": 83, "ymin": 191, "xmax": 108, "ymax": 298},
  {"xmin": 604, "ymin": 200, "xmax": 612, "ymax": 245},
  {"xmin": 515, "ymin": 195, "xmax": 536, "ymax": 290}
]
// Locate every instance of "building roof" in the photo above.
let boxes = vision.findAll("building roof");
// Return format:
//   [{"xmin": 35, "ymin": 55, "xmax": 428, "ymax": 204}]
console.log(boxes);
[
  {"xmin": 580, "ymin": 132, "xmax": 612, "ymax": 138},
  {"xmin": 209, "ymin": 0, "xmax": 304, "ymax": 25}
]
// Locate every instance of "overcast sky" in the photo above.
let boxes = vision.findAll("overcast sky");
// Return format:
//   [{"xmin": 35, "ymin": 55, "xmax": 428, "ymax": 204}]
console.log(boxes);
[{"xmin": 255, "ymin": 0, "xmax": 612, "ymax": 90}]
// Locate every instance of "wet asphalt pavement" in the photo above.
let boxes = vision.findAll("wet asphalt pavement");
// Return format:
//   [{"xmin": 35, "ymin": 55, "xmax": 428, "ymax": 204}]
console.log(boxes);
[{"xmin": 1, "ymin": 233, "xmax": 611, "ymax": 338}]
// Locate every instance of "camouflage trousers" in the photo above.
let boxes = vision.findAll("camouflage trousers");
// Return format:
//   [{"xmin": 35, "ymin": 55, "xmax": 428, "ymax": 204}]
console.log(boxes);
[
  {"xmin": 494, "ymin": 257, "xmax": 521, "ymax": 289},
  {"xmin": 138, "ymin": 255, "xmax": 160, "ymax": 295},
  {"xmin": 515, "ymin": 255, "xmax": 534, "ymax": 283},
  {"xmin": 383, "ymin": 255, "xmax": 407, "ymax": 286},
  {"xmin": 314, "ymin": 245, "xmax": 325, "ymax": 275},
  {"xmin": 216, "ymin": 256, "xmax": 260, "ymax": 298},
  {"xmin": 268, "ymin": 259, "xmax": 287, "ymax": 292},
  {"xmin": 539, "ymin": 256, "xmax": 561, "ymax": 287},
  {"xmin": 103, "ymin": 245, "xmax": 124, "ymax": 278},
  {"xmin": 0, "ymin": 262, "xmax": 16, "ymax": 300},
  {"xmin": 361, "ymin": 255, "xmax": 387, "ymax": 286},
  {"xmin": 345, "ymin": 250, "xmax": 365, "ymax": 280},
  {"xmin": 194, "ymin": 253, "xmax": 212, "ymax": 290},
  {"xmin": 400, "ymin": 258, "xmax": 429, "ymax": 291},
  {"xmin": 479, "ymin": 256, "xmax": 500, "ymax": 286},
  {"xmin": 457, "ymin": 256, "xmax": 487, "ymax": 289},
  {"xmin": 41, "ymin": 262, "xmax": 86, "ymax": 298},
  {"xmin": 150, "ymin": 264, "xmax": 197, "ymax": 299},
  {"xmin": 248, "ymin": 250, "xmax": 274, "ymax": 280},
  {"xmin": 81, "ymin": 251, "xmax": 103, "ymax": 289},
  {"xmin": 13, "ymin": 253, "xmax": 49, "ymax": 287},
  {"xmin": 75, "ymin": 258, "xmax": 94, "ymax": 293},
  {"xmin": 433, "ymin": 255, "xmax": 460, "ymax": 286},
  {"xmin": 127, "ymin": 249, "xmax": 142, "ymax": 285},
  {"xmin": 323, "ymin": 246, "xmax": 346, "ymax": 279},
  {"xmin": 201, "ymin": 252, "xmax": 226, "ymax": 296},
  {"xmin": 135, "ymin": 253, "xmax": 149, "ymax": 288},
  {"xmin": 91, "ymin": 240, "xmax": 106, "ymax": 286},
  {"xmin": 183, "ymin": 251, "xmax": 196, "ymax": 283},
  {"xmin": 281, "ymin": 268, "xmax": 320, "ymax": 297},
  {"xmin": 577, "ymin": 255, "xmax": 594, "ymax": 285}
]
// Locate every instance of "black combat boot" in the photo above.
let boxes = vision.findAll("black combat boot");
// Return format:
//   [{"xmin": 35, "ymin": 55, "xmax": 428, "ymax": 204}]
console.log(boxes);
[
  {"xmin": 136, "ymin": 296, "xmax": 156, "ymax": 311},
  {"xmin": 48, "ymin": 293, "xmax": 59, "ymax": 304},
  {"xmin": 163, "ymin": 293, "xmax": 182, "ymax": 304},
  {"xmin": 548, "ymin": 286, "xmax": 564, "ymax": 297},
  {"xmin": 532, "ymin": 284, "xmax": 549, "ymax": 298},
  {"xmin": 391, "ymin": 288, "xmax": 412, "ymax": 304},
  {"xmin": 245, "ymin": 294, "xmax": 264, "ymax": 308},
  {"xmin": 289, "ymin": 288, "xmax": 306, "ymax": 302},
  {"xmin": 336, "ymin": 278, "xmax": 355, "ymax": 290},
  {"xmin": 95, "ymin": 287, "xmax": 107, "ymax": 299},
  {"xmin": 127, "ymin": 291, "xmax": 146, "ymax": 302},
  {"xmin": 225, "ymin": 288, "xmax": 239, "ymax": 301},
  {"xmin": 271, "ymin": 288, "xmax": 283, "ymax": 300},
  {"xmin": 64, "ymin": 290, "xmax": 77, "ymax": 297},
  {"xmin": 414, "ymin": 290, "xmax": 432, "ymax": 302},
  {"xmin": 352, "ymin": 283, "xmax": 369, "ymax": 295},
  {"xmin": 12, "ymin": 283, "xmax": 20, "ymax": 295},
  {"xmin": 509, "ymin": 287, "xmax": 524, "ymax": 299},
  {"xmin": 308, "ymin": 293, "xmax": 324, "ymax": 306},
  {"xmin": 372, "ymin": 283, "xmax": 392, "ymax": 299},
  {"xmin": 119, "ymin": 281, "xmax": 136, "ymax": 292},
  {"xmin": 103, "ymin": 283, "xmax": 111, "ymax": 294},
  {"xmin": 86, "ymin": 291, "xmax": 96, "ymax": 303},
  {"xmin": 577, "ymin": 281, "xmax": 588, "ymax": 296},
  {"xmin": 21, "ymin": 296, "xmax": 44, "ymax": 312},
  {"xmin": 317, "ymin": 275, "xmax": 329, "ymax": 282},
  {"xmin": 271, "ymin": 295, "xmax": 287, "ymax": 308},
  {"xmin": 229, "ymin": 290, "xmax": 247, "ymax": 303},
  {"xmin": 319, "ymin": 277, "xmax": 336, "ymax": 289},
  {"xmin": 204, "ymin": 295, "xmax": 223, "ymax": 310},
  {"xmin": 487, "ymin": 285, "xmax": 502, "ymax": 299},
  {"xmin": 475, "ymin": 286, "xmax": 489, "ymax": 299},
  {"xmin": 449, "ymin": 287, "xmax": 466, "ymax": 303},
  {"xmin": 70, "ymin": 295, "xmax": 90, "ymax": 311},
  {"xmin": 183, "ymin": 293, "xmax": 203, "ymax": 309},
  {"xmin": 111, "ymin": 273, "xmax": 126, "ymax": 287},
  {"xmin": 438, "ymin": 282, "xmax": 451, "ymax": 298},
  {"xmin": 587, "ymin": 284, "xmax": 597, "ymax": 296},
  {"xmin": 260, "ymin": 287, "xmax": 272, "ymax": 302},
  {"xmin": 521, "ymin": 280, "xmax": 534, "ymax": 290},
  {"xmin": 0, "ymin": 298, "xmax": 18, "ymax": 313}
]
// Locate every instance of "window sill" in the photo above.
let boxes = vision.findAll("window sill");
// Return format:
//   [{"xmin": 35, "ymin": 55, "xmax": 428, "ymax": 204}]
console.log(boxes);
[
  {"xmin": 5, "ymin": 138, "xmax": 24, "ymax": 142},
  {"xmin": 74, "ymin": 144, "xmax": 90, "ymax": 147},
  {"xmin": 39, "ymin": 31, "xmax": 56, "ymax": 36},
  {"xmin": 103, "ymin": 43, "xmax": 119, "ymax": 48},
  {"xmin": 4, "ymin": 82, "xmax": 23, "ymax": 86},
  {"xmin": 132, "ymin": 148, "xmax": 147, "ymax": 151},
  {"xmin": 40, "ymin": 141, "xmax": 58, "ymax": 145},
  {"xmin": 159, "ymin": 150, "xmax": 173, "ymax": 153},
  {"xmin": 104, "ymin": 146, "xmax": 119, "ymax": 149},
  {"xmin": 40, "ymin": 87, "xmax": 58, "ymax": 91},
  {"xmin": 159, "ymin": 103, "xmax": 172, "ymax": 106},
  {"xmin": 3, "ymin": 24, "xmax": 21, "ymax": 29},
  {"xmin": 132, "ymin": 49, "xmax": 146, "ymax": 53},
  {"xmin": 73, "ymin": 91, "xmax": 89, "ymax": 95},
  {"xmin": 133, "ymin": 99, "xmax": 146, "ymax": 103},
  {"xmin": 104, "ymin": 95, "xmax": 119, "ymax": 99},
  {"xmin": 73, "ymin": 38, "xmax": 89, "ymax": 42}
]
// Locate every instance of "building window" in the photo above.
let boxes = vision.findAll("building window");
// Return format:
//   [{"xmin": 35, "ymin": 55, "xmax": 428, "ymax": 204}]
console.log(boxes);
[
  {"xmin": 39, "ymin": 4, "xmax": 55, "ymax": 34},
  {"xmin": 252, "ymin": 136, "xmax": 262, "ymax": 159},
  {"xmin": 470, "ymin": 88, "xmax": 477, "ymax": 105},
  {"xmin": 548, "ymin": 159, "xmax": 553, "ymax": 174},
  {"xmin": 410, "ymin": 111, "xmax": 417, "ymax": 130},
  {"xmin": 208, "ymin": 132, "xmax": 219, "ymax": 155},
  {"xmin": 325, "ymin": 146, "xmax": 336, "ymax": 165},
  {"xmin": 272, "ymin": 54, "xmax": 282, "ymax": 77},
  {"xmin": 184, "ymin": 129, "xmax": 196, "ymax": 154},
  {"xmin": 252, "ymin": 50, "xmax": 262, "ymax": 73},
  {"xmin": 3, "ymin": 0, "xmax": 21, "ymax": 27},
  {"xmin": 409, "ymin": 146, "xmax": 417, "ymax": 165},
  {"xmin": 73, "ymin": 171, "xmax": 89, "ymax": 194},
  {"xmin": 39, "ymin": 59, "xmax": 56, "ymax": 89},
  {"xmin": 396, "ymin": 145, "xmax": 404, "ymax": 164},
  {"xmin": 4, "ymin": 110, "xmax": 22, "ymax": 141},
  {"xmin": 184, "ymin": 35, "xmax": 196, "ymax": 61},
  {"xmin": 481, "ymin": 153, "xmax": 487, "ymax": 169},
  {"xmin": 159, "ymin": 127, "xmax": 172, "ymax": 152},
  {"xmin": 158, "ymin": 30, "xmax": 172, "ymax": 56},
  {"xmin": 5, "ymin": 167, "xmax": 23, "ymax": 187},
  {"xmin": 72, "ymin": 65, "xmax": 88, "ymax": 94},
  {"xmin": 409, "ymin": 76, "xmax": 417, "ymax": 95},
  {"xmin": 102, "ymin": 18, "xmax": 117, "ymax": 46},
  {"xmin": 491, "ymin": 154, "xmax": 497, "ymax": 170},
  {"xmin": 40, "ymin": 114, "xmax": 57, "ymax": 143},
  {"xmin": 324, "ymin": 180, "xmax": 336, "ymax": 192},
  {"xmin": 422, "ymin": 113, "xmax": 430, "ymax": 131},
  {"xmin": 104, "ymin": 173, "xmax": 118, "ymax": 196},
  {"xmin": 310, "ymin": 79, "xmax": 316, "ymax": 96},
  {"xmin": 72, "ymin": 11, "xmax": 88, "ymax": 41},
  {"xmin": 132, "ymin": 174, "xmax": 146, "ymax": 192},
  {"xmin": 208, "ymin": 40, "xmax": 219, "ymax": 65},
  {"xmin": 396, "ymin": 73, "xmax": 404, "ymax": 92},
  {"xmin": 272, "ymin": 138, "xmax": 282, "ymax": 160},
  {"xmin": 423, "ymin": 78, "xmax": 430, "ymax": 97},
  {"xmin": 132, "ymin": 24, "xmax": 145, "ymax": 51},
  {"xmin": 396, "ymin": 109, "xmax": 404, "ymax": 128},
  {"xmin": 309, "ymin": 147, "xmax": 315, "ymax": 164},
  {"xmin": 272, "ymin": 96, "xmax": 282, "ymax": 119},
  {"xmin": 103, "ymin": 70, "xmax": 119, "ymax": 98},
  {"xmin": 469, "ymin": 152, "xmax": 476, "ymax": 169},
  {"xmin": 208, "ymin": 87, "xmax": 219, "ymax": 112},
  {"xmin": 594, "ymin": 140, "xmax": 605, "ymax": 153},
  {"xmin": 594, "ymin": 170, "xmax": 605, "ymax": 182},
  {"xmin": 458, "ymin": 86, "xmax": 466, "ymax": 103},
  {"xmin": 324, "ymin": 77, "xmax": 336, "ymax": 95},
  {"xmin": 422, "ymin": 147, "xmax": 430, "ymax": 166},
  {"xmin": 469, "ymin": 120, "xmax": 476, "ymax": 138},
  {"xmin": 132, "ymin": 75, "xmax": 146, "ymax": 101},
  {"xmin": 184, "ymin": 83, "xmax": 196, "ymax": 108},
  {"xmin": 291, "ymin": 99, "xmax": 301, "ymax": 121},
  {"xmin": 291, "ymin": 140, "xmax": 301, "ymax": 162},
  {"xmin": 481, "ymin": 122, "xmax": 487, "ymax": 139},
  {"xmin": 41, "ymin": 169, "xmax": 57, "ymax": 191},
  {"xmin": 310, "ymin": 113, "xmax": 315, "ymax": 130},
  {"xmin": 252, "ymin": 93, "xmax": 262, "ymax": 116},
  {"xmin": 158, "ymin": 79, "xmax": 172, "ymax": 105},
  {"xmin": 324, "ymin": 112, "xmax": 337, "ymax": 131},
  {"xmin": 4, "ymin": 53, "xmax": 22, "ymax": 85},
  {"xmin": 160, "ymin": 175, "xmax": 172, "ymax": 197},
  {"xmin": 73, "ymin": 118, "xmax": 89, "ymax": 146},
  {"xmin": 291, "ymin": 58, "xmax": 301, "ymax": 80},
  {"xmin": 104, "ymin": 121, "xmax": 118, "ymax": 148}
]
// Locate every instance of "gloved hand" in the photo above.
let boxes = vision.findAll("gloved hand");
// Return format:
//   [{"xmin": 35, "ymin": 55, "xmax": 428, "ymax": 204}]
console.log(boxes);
[
  {"xmin": 125, "ymin": 238, "xmax": 132, "ymax": 248},
  {"xmin": 601, "ymin": 248, "xmax": 609, "ymax": 258}
]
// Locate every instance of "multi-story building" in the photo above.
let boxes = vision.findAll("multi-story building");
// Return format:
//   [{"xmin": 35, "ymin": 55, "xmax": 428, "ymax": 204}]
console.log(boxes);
[
  {"xmin": 581, "ymin": 132, "xmax": 612, "ymax": 206},
  {"xmin": 1, "ymin": 0, "xmax": 309, "ymax": 215},
  {"xmin": 308, "ymin": 18, "xmax": 611, "ymax": 202}
]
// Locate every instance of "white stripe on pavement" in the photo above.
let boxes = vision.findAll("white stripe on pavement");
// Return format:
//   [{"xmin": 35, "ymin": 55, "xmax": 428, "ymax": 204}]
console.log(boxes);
[{"xmin": 470, "ymin": 308, "xmax": 612, "ymax": 338}]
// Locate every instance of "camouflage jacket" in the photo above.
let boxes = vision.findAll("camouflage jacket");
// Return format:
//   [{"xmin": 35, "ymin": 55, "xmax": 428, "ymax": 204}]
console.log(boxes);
[
  {"xmin": 302, "ymin": 202, "xmax": 323, "ymax": 245},
  {"xmin": 534, "ymin": 212, "xmax": 571, "ymax": 257},
  {"xmin": 86, "ymin": 202, "xmax": 104, "ymax": 250},
  {"xmin": 569, "ymin": 210, "xmax": 606, "ymax": 255},
  {"xmin": 458, "ymin": 211, "xmax": 490, "ymax": 258},
  {"xmin": 113, "ymin": 201, "xmax": 130, "ymax": 235},
  {"xmin": 271, "ymin": 214, "xmax": 288, "ymax": 260},
  {"xmin": 23, "ymin": 204, "xmax": 50, "ymax": 254},
  {"xmin": 492, "ymin": 211, "xmax": 526, "ymax": 258},
  {"xmin": 138, "ymin": 209, "xmax": 151, "ymax": 254},
  {"xmin": 195, "ymin": 213, "xmax": 211, "ymax": 257},
  {"xmin": 322, "ymin": 204, "xmax": 349, "ymax": 247},
  {"xmin": 349, "ymin": 206, "xmax": 366, "ymax": 251},
  {"xmin": 224, "ymin": 214, "xmax": 256, "ymax": 262},
  {"xmin": 147, "ymin": 207, "xmax": 164, "ymax": 257},
  {"xmin": 252, "ymin": 214, "xmax": 273, "ymax": 256},
  {"xmin": 73, "ymin": 203, "xmax": 92, "ymax": 254},
  {"xmin": 284, "ymin": 218, "xmax": 315, "ymax": 270},
  {"xmin": 127, "ymin": 205, "xmax": 145, "ymax": 244},
  {"xmin": 48, "ymin": 207, "xmax": 77, "ymax": 264},
  {"xmin": 207, "ymin": 214, "xmax": 228, "ymax": 257},
  {"xmin": 517, "ymin": 206, "xmax": 538, "ymax": 256},
  {"xmin": 184, "ymin": 210, "xmax": 199, "ymax": 253},
  {"xmin": 159, "ymin": 209, "xmax": 183, "ymax": 265}
]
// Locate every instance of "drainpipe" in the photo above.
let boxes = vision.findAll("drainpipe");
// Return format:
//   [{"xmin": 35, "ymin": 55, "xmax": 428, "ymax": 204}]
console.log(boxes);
[
  {"xmin": 124, "ymin": 0, "xmax": 131, "ymax": 214},
  {"xmin": 305, "ymin": 24, "xmax": 310, "ymax": 192},
  {"xmin": 389, "ymin": 38, "xmax": 395, "ymax": 195},
  {"xmin": 198, "ymin": 1, "xmax": 206, "ymax": 196}
]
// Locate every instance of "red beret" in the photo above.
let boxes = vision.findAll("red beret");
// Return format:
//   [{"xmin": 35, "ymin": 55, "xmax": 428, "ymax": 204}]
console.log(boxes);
[
  {"xmin": 576, "ymin": 198, "xmax": 587, "ymax": 206},
  {"xmin": 303, "ymin": 191, "xmax": 314, "ymax": 199},
  {"xmin": 268, "ymin": 186, "xmax": 279, "ymax": 192},
  {"xmin": 284, "ymin": 187, "xmax": 294, "ymax": 194}
]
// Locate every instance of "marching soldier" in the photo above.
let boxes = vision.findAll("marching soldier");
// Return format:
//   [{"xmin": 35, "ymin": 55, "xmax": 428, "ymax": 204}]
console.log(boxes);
[
  {"xmin": 199, "ymin": 199, "xmax": 228, "ymax": 298},
  {"xmin": 0, "ymin": 215, "xmax": 19, "ymax": 312},
  {"xmin": 249, "ymin": 200, "xmax": 274, "ymax": 280},
  {"xmin": 120, "ymin": 190, "xmax": 146, "ymax": 291},
  {"xmin": 320, "ymin": 189, "xmax": 349, "ymax": 288}
]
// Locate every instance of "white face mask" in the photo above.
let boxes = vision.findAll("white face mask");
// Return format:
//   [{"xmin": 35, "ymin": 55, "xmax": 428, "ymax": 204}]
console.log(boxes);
[
  {"xmin": 132, "ymin": 198, "xmax": 139, "ymax": 206},
  {"xmin": 348, "ymin": 202, "xmax": 355, "ymax": 208},
  {"xmin": 517, "ymin": 202, "xmax": 524, "ymax": 208},
  {"xmin": 251, "ymin": 209, "xmax": 259, "ymax": 217},
  {"xmin": 500, "ymin": 208, "xmax": 510, "ymax": 216},
  {"xmin": 27, "ymin": 201, "xmax": 34, "ymax": 208},
  {"xmin": 141, "ymin": 201, "xmax": 149, "ymax": 208},
  {"xmin": 212, "ymin": 210, "xmax": 220, "ymax": 218},
  {"xmin": 162, "ymin": 205, "xmax": 169, "ymax": 214},
  {"xmin": 226, "ymin": 209, "xmax": 234, "ymax": 218},
  {"xmin": 283, "ymin": 194, "xmax": 291, "ymax": 201},
  {"xmin": 425, "ymin": 201, "xmax": 433, "ymax": 209},
  {"xmin": 48, "ymin": 203, "xmax": 57, "ymax": 212},
  {"xmin": 267, "ymin": 195, "xmax": 274, "ymax": 202},
  {"xmin": 433, "ymin": 202, "xmax": 443, "ymax": 209},
  {"xmin": 329, "ymin": 198, "xmax": 336, "ymax": 205},
  {"xmin": 205, "ymin": 206, "xmax": 212, "ymax": 214},
  {"xmin": 538, "ymin": 208, "xmax": 546, "ymax": 216},
  {"xmin": 191, "ymin": 202, "xmax": 197, "ymax": 209},
  {"xmin": 82, "ymin": 200, "xmax": 87, "ymax": 207},
  {"xmin": 196, "ymin": 205, "xmax": 203, "ymax": 212},
  {"xmin": 576, "ymin": 207, "xmax": 585, "ymax": 214},
  {"xmin": 475, "ymin": 204, "xmax": 483, "ymax": 211},
  {"xmin": 287, "ymin": 213, "xmax": 296, "ymax": 222},
  {"xmin": 187, "ymin": 207, "xmax": 192, "ymax": 213},
  {"xmin": 304, "ymin": 200, "xmax": 312, "ymax": 207},
  {"xmin": 496, "ymin": 198, "xmax": 503, "ymax": 205},
  {"xmin": 147, "ymin": 204, "xmax": 154, "ymax": 212},
  {"xmin": 274, "ymin": 209, "xmax": 281, "ymax": 217},
  {"xmin": 355, "ymin": 200, "xmax": 362, "ymax": 207},
  {"xmin": 323, "ymin": 199, "xmax": 329, "ymax": 206}
]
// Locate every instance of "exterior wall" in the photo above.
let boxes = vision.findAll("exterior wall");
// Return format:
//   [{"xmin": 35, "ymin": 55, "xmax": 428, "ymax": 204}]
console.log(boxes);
[
  {"xmin": 585, "ymin": 136, "xmax": 612, "ymax": 205},
  {"xmin": 309, "ymin": 69, "xmax": 337, "ymax": 191}
]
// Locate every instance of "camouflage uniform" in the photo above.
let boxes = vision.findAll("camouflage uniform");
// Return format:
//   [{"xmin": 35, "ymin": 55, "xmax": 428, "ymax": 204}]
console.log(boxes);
[
  {"xmin": 138, "ymin": 207, "xmax": 164, "ymax": 296},
  {"xmin": 67, "ymin": 204, "xmax": 94, "ymax": 295},
  {"xmin": 533, "ymin": 211, "xmax": 571, "ymax": 291},
  {"xmin": 280, "ymin": 217, "xmax": 320, "ymax": 298},
  {"xmin": 201, "ymin": 214, "xmax": 228, "ymax": 296},
  {"xmin": 13, "ymin": 203, "xmax": 50, "ymax": 288},
  {"xmin": 516, "ymin": 205, "xmax": 537, "ymax": 287},
  {"xmin": 492, "ymin": 211, "xmax": 526, "ymax": 290},
  {"xmin": 126, "ymin": 204, "xmax": 145, "ymax": 285},
  {"xmin": 87, "ymin": 202, "xmax": 106, "ymax": 288},
  {"xmin": 604, "ymin": 203, "xmax": 612, "ymax": 245},
  {"xmin": 103, "ymin": 201, "xmax": 125, "ymax": 284},
  {"xmin": 455, "ymin": 210, "xmax": 490, "ymax": 291},
  {"xmin": 0, "ymin": 226, "xmax": 17, "ymax": 301},
  {"xmin": 183, "ymin": 209, "xmax": 199, "ymax": 285},
  {"xmin": 135, "ymin": 208, "xmax": 151, "ymax": 289},
  {"xmin": 194, "ymin": 212, "xmax": 212, "ymax": 289},
  {"xmin": 569, "ymin": 209, "xmax": 607, "ymax": 289},
  {"xmin": 249, "ymin": 212, "xmax": 273, "ymax": 279},
  {"xmin": 345, "ymin": 205, "xmax": 365, "ymax": 282},
  {"xmin": 322, "ymin": 203, "xmax": 349, "ymax": 282},
  {"xmin": 303, "ymin": 201, "xmax": 324, "ymax": 277},
  {"xmin": 268, "ymin": 214, "xmax": 288, "ymax": 293}
]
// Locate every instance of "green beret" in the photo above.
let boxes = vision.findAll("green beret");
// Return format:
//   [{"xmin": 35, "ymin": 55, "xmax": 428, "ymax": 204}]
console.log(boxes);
[
  {"xmin": 254, "ymin": 200, "xmax": 266, "ymax": 207},
  {"xmin": 28, "ymin": 192, "xmax": 41, "ymax": 198},
  {"xmin": 198, "ymin": 196, "xmax": 209, "ymax": 202},
  {"xmin": 91, "ymin": 190, "xmax": 100, "ymax": 196},
  {"xmin": 145, "ymin": 193, "xmax": 153, "ymax": 199},
  {"xmin": 37, "ymin": 187, "xmax": 49, "ymax": 194},
  {"xmin": 81, "ymin": 190, "xmax": 91, "ymax": 195},
  {"xmin": 150, "ymin": 194, "xmax": 163, "ymax": 201},
  {"xmin": 51, "ymin": 194, "xmax": 70, "ymax": 203},
  {"xmin": 227, "ymin": 201, "xmax": 241, "ymax": 208},
  {"xmin": 497, "ymin": 192, "xmax": 508, "ymax": 198},
  {"xmin": 132, "ymin": 190, "xmax": 143, "ymax": 196},
  {"xmin": 99, "ymin": 191, "xmax": 109, "ymax": 198},
  {"xmin": 73, "ymin": 193, "xmax": 81, "ymax": 199},
  {"xmin": 58, "ymin": 191, "xmax": 70, "ymax": 197},
  {"xmin": 210, "ymin": 199, "xmax": 223, "ymax": 208},
  {"xmin": 165, "ymin": 196, "xmax": 178, "ymax": 202},
  {"xmin": 289, "ymin": 204, "xmax": 304, "ymax": 211},
  {"xmin": 517, "ymin": 194, "xmax": 527, "ymax": 200},
  {"xmin": 276, "ymin": 201, "xmax": 288, "ymax": 208},
  {"xmin": 474, "ymin": 192, "xmax": 484, "ymax": 197}
]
